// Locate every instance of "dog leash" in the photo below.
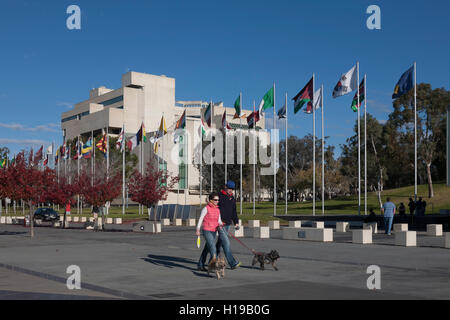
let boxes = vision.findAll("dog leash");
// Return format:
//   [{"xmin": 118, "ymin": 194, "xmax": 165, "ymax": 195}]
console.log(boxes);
[{"xmin": 220, "ymin": 226, "xmax": 262, "ymax": 255}]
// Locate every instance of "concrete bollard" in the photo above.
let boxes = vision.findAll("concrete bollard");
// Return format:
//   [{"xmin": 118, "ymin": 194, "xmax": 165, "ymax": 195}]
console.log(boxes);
[
  {"xmin": 81, "ymin": 217, "xmax": 87, "ymax": 222},
  {"xmin": 282, "ymin": 227, "xmax": 302, "ymax": 240},
  {"xmin": 59, "ymin": 216, "xmax": 64, "ymax": 222},
  {"xmin": 336, "ymin": 222, "xmax": 349, "ymax": 232},
  {"xmin": 152, "ymin": 222, "xmax": 162, "ymax": 233},
  {"xmin": 426, "ymin": 224, "xmax": 443, "ymax": 237},
  {"xmin": 268, "ymin": 220, "xmax": 280, "ymax": 230},
  {"xmin": 73, "ymin": 216, "xmax": 80, "ymax": 222},
  {"xmin": 53, "ymin": 221, "xmax": 61, "ymax": 228},
  {"xmin": 445, "ymin": 233, "xmax": 450, "ymax": 249},
  {"xmin": 183, "ymin": 219, "xmax": 196, "ymax": 227},
  {"xmin": 312, "ymin": 221, "xmax": 324, "ymax": 228},
  {"xmin": 352, "ymin": 229, "xmax": 373, "ymax": 244},
  {"xmin": 6, "ymin": 217, "xmax": 12, "ymax": 224},
  {"xmin": 66, "ymin": 216, "xmax": 72, "ymax": 222},
  {"xmin": 114, "ymin": 218, "xmax": 122, "ymax": 225},
  {"xmin": 161, "ymin": 219, "xmax": 170, "ymax": 226},
  {"xmin": 253, "ymin": 226, "xmax": 270, "ymax": 239},
  {"xmin": 283, "ymin": 227, "xmax": 333, "ymax": 242},
  {"xmin": 0, "ymin": 216, "xmax": 6, "ymax": 224},
  {"xmin": 96, "ymin": 217, "xmax": 103, "ymax": 230},
  {"xmin": 393, "ymin": 223, "xmax": 408, "ymax": 232},
  {"xmin": 248, "ymin": 220, "xmax": 260, "ymax": 228},
  {"xmin": 106, "ymin": 218, "xmax": 113, "ymax": 224},
  {"xmin": 89, "ymin": 217, "xmax": 95, "ymax": 222},
  {"xmin": 395, "ymin": 231, "xmax": 416, "ymax": 247},
  {"xmin": 173, "ymin": 219, "xmax": 182, "ymax": 226},
  {"xmin": 289, "ymin": 221, "xmax": 302, "ymax": 228},
  {"xmin": 363, "ymin": 222, "xmax": 378, "ymax": 234}
]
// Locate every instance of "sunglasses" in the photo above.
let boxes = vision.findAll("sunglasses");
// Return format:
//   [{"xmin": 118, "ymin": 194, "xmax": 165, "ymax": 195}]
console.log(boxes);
[{"xmin": 212, "ymin": 198, "xmax": 219, "ymax": 201}]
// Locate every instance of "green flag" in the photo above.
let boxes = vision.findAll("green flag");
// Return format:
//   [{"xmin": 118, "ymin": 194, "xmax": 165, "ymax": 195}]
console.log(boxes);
[{"xmin": 258, "ymin": 87, "xmax": 274, "ymax": 114}]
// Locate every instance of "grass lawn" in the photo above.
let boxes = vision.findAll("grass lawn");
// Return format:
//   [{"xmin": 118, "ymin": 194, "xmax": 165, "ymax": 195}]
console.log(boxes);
[{"xmin": 3, "ymin": 183, "xmax": 449, "ymax": 226}]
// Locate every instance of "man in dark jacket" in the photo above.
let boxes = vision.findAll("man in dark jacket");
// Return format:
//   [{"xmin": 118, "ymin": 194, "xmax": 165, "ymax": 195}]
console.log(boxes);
[{"xmin": 216, "ymin": 180, "xmax": 241, "ymax": 269}]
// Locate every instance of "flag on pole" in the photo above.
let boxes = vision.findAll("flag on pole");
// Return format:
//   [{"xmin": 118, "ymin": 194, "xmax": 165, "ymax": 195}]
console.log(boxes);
[
  {"xmin": 173, "ymin": 110, "xmax": 186, "ymax": 143},
  {"xmin": 222, "ymin": 111, "xmax": 232, "ymax": 132},
  {"xmin": 204, "ymin": 103, "xmax": 212, "ymax": 127},
  {"xmin": 137, "ymin": 122, "xmax": 147, "ymax": 145},
  {"xmin": 82, "ymin": 138, "xmax": 93, "ymax": 158},
  {"xmin": 116, "ymin": 126, "xmax": 125, "ymax": 151},
  {"xmin": 0, "ymin": 159, "xmax": 5, "ymax": 168},
  {"xmin": 151, "ymin": 116, "xmax": 167, "ymax": 153},
  {"xmin": 127, "ymin": 135, "xmax": 138, "ymax": 151},
  {"xmin": 233, "ymin": 95, "xmax": 245, "ymax": 119},
  {"xmin": 96, "ymin": 134, "xmax": 107, "ymax": 156},
  {"xmin": 293, "ymin": 77, "xmax": 313, "ymax": 114},
  {"xmin": 332, "ymin": 65, "xmax": 357, "ymax": 98},
  {"xmin": 351, "ymin": 79, "xmax": 365, "ymax": 112},
  {"xmin": 73, "ymin": 140, "xmax": 82, "ymax": 160},
  {"xmin": 246, "ymin": 111, "xmax": 260, "ymax": 129},
  {"xmin": 43, "ymin": 145, "xmax": 53, "ymax": 166},
  {"xmin": 258, "ymin": 87, "xmax": 274, "ymax": 116},
  {"xmin": 392, "ymin": 66, "xmax": 414, "ymax": 99},
  {"xmin": 277, "ymin": 103, "xmax": 286, "ymax": 119},
  {"xmin": 55, "ymin": 146, "xmax": 60, "ymax": 165}
]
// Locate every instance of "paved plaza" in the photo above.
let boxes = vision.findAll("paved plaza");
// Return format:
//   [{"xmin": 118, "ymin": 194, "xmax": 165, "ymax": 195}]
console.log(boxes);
[{"xmin": 0, "ymin": 223, "xmax": 449, "ymax": 300}]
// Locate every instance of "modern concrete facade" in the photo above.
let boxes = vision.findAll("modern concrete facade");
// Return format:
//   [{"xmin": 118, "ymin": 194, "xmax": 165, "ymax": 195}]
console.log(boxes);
[{"xmin": 61, "ymin": 71, "xmax": 269, "ymax": 205}]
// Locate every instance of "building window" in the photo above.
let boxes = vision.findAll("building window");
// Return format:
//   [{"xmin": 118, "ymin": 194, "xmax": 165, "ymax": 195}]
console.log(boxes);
[
  {"xmin": 99, "ymin": 95, "xmax": 123, "ymax": 106},
  {"xmin": 62, "ymin": 114, "xmax": 78, "ymax": 123}
]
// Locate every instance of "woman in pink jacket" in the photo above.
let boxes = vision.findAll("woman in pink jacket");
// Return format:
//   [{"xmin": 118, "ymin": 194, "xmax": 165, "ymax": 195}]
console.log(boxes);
[{"xmin": 196, "ymin": 192, "xmax": 223, "ymax": 271}]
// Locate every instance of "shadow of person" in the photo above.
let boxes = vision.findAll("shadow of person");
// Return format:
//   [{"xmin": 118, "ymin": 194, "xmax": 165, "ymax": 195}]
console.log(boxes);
[{"xmin": 142, "ymin": 254, "xmax": 198, "ymax": 272}]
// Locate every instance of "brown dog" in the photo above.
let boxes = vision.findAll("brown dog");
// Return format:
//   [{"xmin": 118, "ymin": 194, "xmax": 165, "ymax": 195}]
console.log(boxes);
[{"xmin": 208, "ymin": 256, "xmax": 226, "ymax": 279}]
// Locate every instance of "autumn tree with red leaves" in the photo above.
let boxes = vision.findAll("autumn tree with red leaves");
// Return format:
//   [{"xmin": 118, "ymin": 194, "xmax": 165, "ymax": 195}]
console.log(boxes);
[{"xmin": 128, "ymin": 162, "xmax": 179, "ymax": 217}]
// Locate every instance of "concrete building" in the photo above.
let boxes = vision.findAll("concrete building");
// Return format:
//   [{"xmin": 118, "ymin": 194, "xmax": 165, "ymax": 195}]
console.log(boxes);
[{"xmin": 61, "ymin": 71, "xmax": 270, "ymax": 205}]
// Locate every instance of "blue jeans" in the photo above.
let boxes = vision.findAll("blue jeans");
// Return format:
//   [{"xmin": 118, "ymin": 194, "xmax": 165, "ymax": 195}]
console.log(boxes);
[
  {"xmin": 216, "ymin": 225, "xmax": 238, "ymax": 268},
  {"xmin": 384, "ymin": 216, "xmax": 393, "ymax": 234},
  {"xmin": 198, "ymin": 229, "xmax": 218, "ymax": 269}
]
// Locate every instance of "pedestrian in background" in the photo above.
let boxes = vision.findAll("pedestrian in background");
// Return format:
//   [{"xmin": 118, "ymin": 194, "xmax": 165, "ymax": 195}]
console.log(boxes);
[{"xmin": 381, "ymin": 197, "xmax": 396, "ymax": 235}]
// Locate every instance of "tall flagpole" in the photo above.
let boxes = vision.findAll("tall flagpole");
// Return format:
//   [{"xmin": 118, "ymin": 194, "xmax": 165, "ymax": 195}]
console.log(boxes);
[
  {"xmin": 200, "ymin": 106, "xmax": 203, "ymax": 207},
  {"xmin": 357, "ymin": 61, "xmax": 361, "ymax": 216},
  {"xmin": 321, "ymin": 84, "xmax": 325, "ymax": 216},
  {"xmin": 225, "ymin": 111, "xmax": 227, "ymax": 185},
  {"xmin": 414, "ymin": 62, "xmax": 417, "ymax": 202},
  {"xmin": 364, "ymin": 75, "xmax": 367, "ymax": 215},
  {"xmin": 77, "ymin": 135, "xmax": 80, "ymax": 214},
  {"xmin": 253, "ymin": 100, "xmax": 256, "ymax": 216},
  {"xmin": 240, "ymin": 93, "xmax": 243, "ymax": 216},
  {"xmin": 312, "ymin": 73, "xmax": 315, "ymax": 216},
  {"xmin": 210, "ymin": 100, "xmax": 213, "ymax": 193},
  {"xmin": 273, "ymin": 82, "xmax": 276, "ymax": 217},
  {"xmin": 107, "ymin": 127, "xmax": 110, "ymax": 216},
  {"xmin": 122, "ymin": 124, "xmax": 125, "ymax": 216},
  {"xmin": 285, "ymin": 92, "xmax": 288, "ymax": 215}
]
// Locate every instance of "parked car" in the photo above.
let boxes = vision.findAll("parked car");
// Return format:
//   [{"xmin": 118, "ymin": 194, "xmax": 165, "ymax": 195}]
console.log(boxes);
[{"xmin": 34, "ymin": 208, "xmax": 59, "ymax": 222}]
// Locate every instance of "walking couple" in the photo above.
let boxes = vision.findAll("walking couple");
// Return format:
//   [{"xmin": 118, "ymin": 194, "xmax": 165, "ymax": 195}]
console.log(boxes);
[{"xmin": 196, "ymin": 180, "xmax": 241, "ymax": 271}]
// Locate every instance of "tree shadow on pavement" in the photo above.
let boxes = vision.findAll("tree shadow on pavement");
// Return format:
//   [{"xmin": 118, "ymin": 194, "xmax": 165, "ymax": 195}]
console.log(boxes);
[{"xmin": 0, "ymin": 231, "xmax": 27, "ymax": 236}]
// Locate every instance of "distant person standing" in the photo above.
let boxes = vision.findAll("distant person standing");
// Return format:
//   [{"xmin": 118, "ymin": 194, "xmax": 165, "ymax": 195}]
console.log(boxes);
[
  {"xmin": 381, "ymin": 197, "xmax": 396, "ymax": 235},
  {"xmin": 416, "ymin": 197, "xmax": 423, "ymax": 216},
  {"xmin": 65, "ymin": 202, "xmax": 71, "ymax": 216},
  {"xmin": 399, "ymin": 203, "xmax": 406, "ymax": 216},
  {"xmin": 408, "ymin": 198, "xmax": 416, "ymax": 216},
  {"xmin": 422, "ymin": 199, "xmax": 427, "ymax": 216}
]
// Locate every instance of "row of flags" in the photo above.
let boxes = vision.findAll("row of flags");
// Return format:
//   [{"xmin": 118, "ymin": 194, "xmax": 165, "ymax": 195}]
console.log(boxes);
[{"xmin": 0, "ymin": 65, "xmax": 415, "ymax": 168}]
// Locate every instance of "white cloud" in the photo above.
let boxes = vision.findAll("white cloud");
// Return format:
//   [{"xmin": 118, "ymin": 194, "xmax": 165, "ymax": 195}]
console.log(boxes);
[
  {"xmin": 0, "ymin": 138, "xmax": 49, "ymax": 145},
  {"xmin": 56, "ymin": 101, "xmax": 73, "ymax": 109},
  {"xmin": 0, "ymin": 122, "xmax": 60, "ymax": 133}
]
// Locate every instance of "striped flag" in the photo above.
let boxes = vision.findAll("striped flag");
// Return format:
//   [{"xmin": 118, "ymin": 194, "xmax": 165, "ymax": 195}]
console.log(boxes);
[{"xmin": 222, "ymin": 111, "xmax": 232, "ymax": 132}]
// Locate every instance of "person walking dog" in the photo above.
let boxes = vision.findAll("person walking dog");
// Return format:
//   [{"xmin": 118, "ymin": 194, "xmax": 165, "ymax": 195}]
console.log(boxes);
[{"xmin": 196, "ymin": 192, "xmax": 224, "ymax": 271}]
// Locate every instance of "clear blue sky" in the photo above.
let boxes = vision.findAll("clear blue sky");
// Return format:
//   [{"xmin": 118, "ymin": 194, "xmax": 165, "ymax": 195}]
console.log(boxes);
[{"xmin": 0, "ymin": 0, "xmax": 448, "ymax": 157}]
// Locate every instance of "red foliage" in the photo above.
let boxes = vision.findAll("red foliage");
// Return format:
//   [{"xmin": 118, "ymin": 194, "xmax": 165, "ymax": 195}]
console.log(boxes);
[
  {"xmin": 77, "ymin": 172, "xmax": 122, "ymax": 207},
  {"xmin": 46, "ymin": 176, "xmax": 77, "ymax": 207},
  {"xmin": 128, "ymin": 162, "xmax": 179, "ymax": 208}
]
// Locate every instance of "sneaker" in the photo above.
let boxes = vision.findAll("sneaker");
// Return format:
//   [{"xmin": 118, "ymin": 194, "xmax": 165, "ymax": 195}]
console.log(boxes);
[{"xmin": 231, "ymin": 262, "xmax": 241, "ymax": 270}]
